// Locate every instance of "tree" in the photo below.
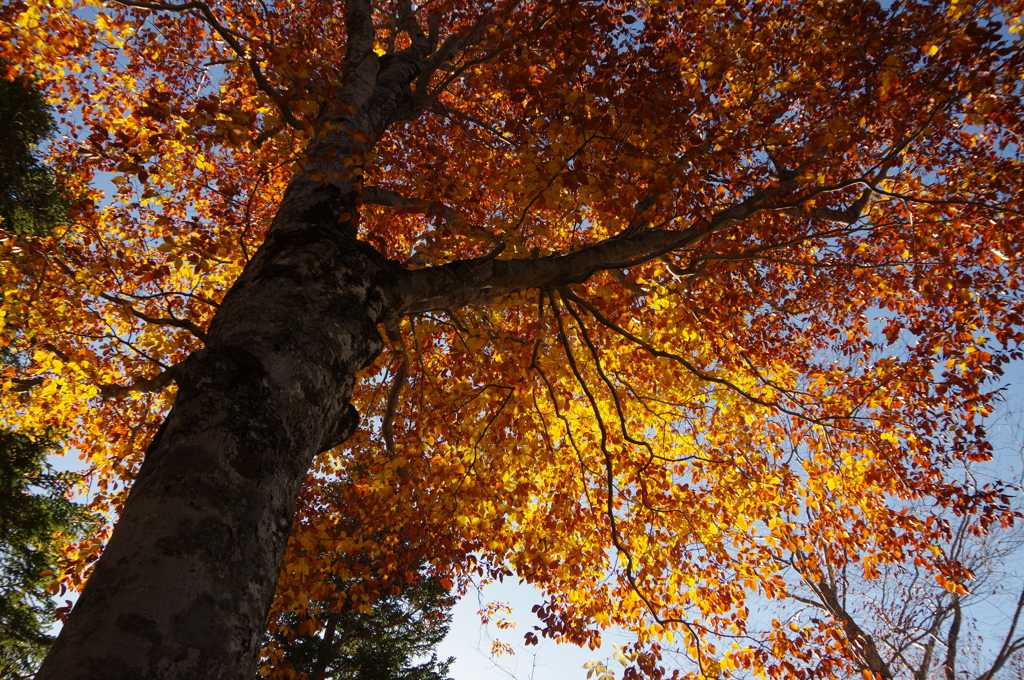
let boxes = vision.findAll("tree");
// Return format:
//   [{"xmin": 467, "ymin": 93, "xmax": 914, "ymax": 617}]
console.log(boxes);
[
  {"xmin": 0, "ymin": 51, "xmax": 86, "ymax": 680},
  {"xmin": 776, "ymin": 460, "xmax": 1024, "ymax": 680},
  {"xmin": 0, "ymin": 61, "xmax": 67, "ymax": 236},
  {"xmin": 0, "ymin": 430, "xmax": 89, "ymax": 680},
  {"xmin": 262, "ymin": 572, "xmax": 455, "ymax": 680},
  {"xmin": 1, "ymin": 0, "xmax": 1023, "ymax": 678},
  {"xmin": 262, "ymin": 475, "xmax": 456, "ymax": 680}
]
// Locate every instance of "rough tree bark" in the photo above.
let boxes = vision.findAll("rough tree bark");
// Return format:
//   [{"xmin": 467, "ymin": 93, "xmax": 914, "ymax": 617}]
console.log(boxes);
[
  {"xmin": 37, "ymin": 126, "xmax": 396, "ymax": 680},
  {"xmin": 37, "ymin": 3, "xmax": 412, "ymax": 675},
  {"xmin": 34, "ymin": 2, "xmax": 778, "ymax": 677}
]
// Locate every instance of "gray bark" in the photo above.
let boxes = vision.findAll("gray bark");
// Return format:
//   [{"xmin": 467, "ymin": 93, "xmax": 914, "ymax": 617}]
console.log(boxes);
[
  {"xmin": 37, "ymin": 142, "xmax": 397, "ymax": 680},
  {"xmin": 37, "ymin": 5, "xmax": 415, "ymax": 674}
]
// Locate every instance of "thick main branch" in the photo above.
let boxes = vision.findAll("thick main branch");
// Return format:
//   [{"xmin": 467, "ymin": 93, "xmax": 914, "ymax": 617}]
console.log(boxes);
[{"xmin": 396, "ymin": 203, "xmax": 748, "ymax": 314}]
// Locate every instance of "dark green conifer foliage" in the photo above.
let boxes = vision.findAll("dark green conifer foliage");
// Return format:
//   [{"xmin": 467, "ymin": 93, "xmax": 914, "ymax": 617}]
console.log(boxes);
[
  {"xmin": 0, "ymin": 71, "xmax": 66, "ymax": 236},
  {"xmin": 0, "ymin": 430, "xmax": 88, "ymax": 680},
  {"xmin": 0, "ymin": 63, "xmax": 80, "ymax": 680},
  {"xmin": 266, "ymin": 576, "xmax": 456, "ymax": 680}
]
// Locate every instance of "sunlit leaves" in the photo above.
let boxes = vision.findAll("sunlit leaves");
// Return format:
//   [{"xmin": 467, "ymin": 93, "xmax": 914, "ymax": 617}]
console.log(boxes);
[{"xmin": 4, "ymin": 0, "xmax": 1024, "ymax": 678}]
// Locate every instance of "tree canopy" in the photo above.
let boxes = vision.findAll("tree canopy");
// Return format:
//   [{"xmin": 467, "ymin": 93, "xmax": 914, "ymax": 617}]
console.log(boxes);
[{"xmin": 3, "ymin": 0, "xmax": 1024, "ymax": 678}]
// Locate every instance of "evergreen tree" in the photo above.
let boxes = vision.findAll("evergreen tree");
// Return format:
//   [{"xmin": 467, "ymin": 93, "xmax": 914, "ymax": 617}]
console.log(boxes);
[
  {"xmin": 0, "ymin": 430, "xmax": 88, "ymax": 680},
  {"xmin": 0, "ymin": 65, "xmax": 78, "ymax": 676},
  {"xmin": 0, "ymin": 68, "xmax": 66, "ymax": 235},
  {"xmin": 264, "ymin": 575, "xmax": 455, "ymax": 680}
]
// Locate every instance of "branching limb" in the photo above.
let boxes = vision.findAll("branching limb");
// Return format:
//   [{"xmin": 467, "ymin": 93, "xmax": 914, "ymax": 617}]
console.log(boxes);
[
  {"xmin": 612, "ymin": 195, "xmax": 659, "ymax": 240},
  {"xmin": 8, "ymin": 344, "xmax": 72, "ymax": 389},
  {"xmin": 549, "ymin": 295, "xmax": 726, "ymax": 660},
  {"xmin": 362, "ymin": 185, "xmax": 495, "ymax": 239},
  {"xmin": 110, "ymin": 0, "xmax": 300, "ymax": 128},
  {"xmin": 400, "ymin": 180, "xmax": 814, "ymax": 315},
  {"xmin": 381, "ymin": 321, "xmax": 408, "ymax": 456},
  {"xmin": 549, "ymin": 295, "xmax": 621, "ymax": 546},
  {"xmin": 558, "ymin": 288, "xmax": 829, "ymax": 425},
  {"xmin": 98, "ymin": 362, "xmax": 185, "ymax": 400},
  {"xmin": 869, "ymin": 187, "xmax": 1024, "ymax": 218},
  {"xmin": 363, "ymin": 185, "xmax": 503, "ymax": 263},
  {"xmin": 395, "ymin": 0, "xmax": 435, "ymax": 57},
  {"xmin": 529, "ymin": 292, "xmax": 598, "ymax": 481},
  {"xmin": 118, "ymin": 289, "xmax": 220, "ymax": 308},
  {"xmin": 779, "ymin": 188, "xmax": 872, "ymax": 224},
  {"xmin": 808, "ymin": 579, "xmax": 895, "ymax": 680},
  {"xmin": 100, "ymin": 293, "xmax": 208, "ymax": 343},
  {"xmin": 9, "ymin": 377, "xmax": 44, "ymax": 392},
  {"xmin": 975, "ymin": 584, "xmax": 1024, "ymax": 680},
  {"xmin": 559, "ymin": 289, "xmax": 656, "ymax": 467},
  {"xmin": 428, "ymin": 101, "xmax": 515, "ymax": 147},
  {"xmin": 416, "ymin": 10, "xmax": 496, "ymax": 100}
]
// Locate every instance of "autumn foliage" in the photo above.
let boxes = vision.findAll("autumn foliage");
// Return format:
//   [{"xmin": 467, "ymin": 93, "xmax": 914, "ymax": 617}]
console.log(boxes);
[{"xmin": 3, "ymin": 0, "xmax": 1024, "ymax": 678}]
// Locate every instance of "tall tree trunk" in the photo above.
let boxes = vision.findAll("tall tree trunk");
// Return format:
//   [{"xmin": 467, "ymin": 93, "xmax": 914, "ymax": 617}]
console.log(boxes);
[
  {"xmin": 37, "ymin": 144, "xmax": 404, "ymax": 678},
  {"xmin": 37, "ymin": 3, "xmax": 429, "ymax": 672},
  {"xmin": 309, "ymin": 613, "xmax": 339, "ymax": 680}
]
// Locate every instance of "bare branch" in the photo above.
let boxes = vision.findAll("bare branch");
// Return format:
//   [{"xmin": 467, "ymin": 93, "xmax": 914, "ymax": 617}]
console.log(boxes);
[
  {"xmin": 944, "ymin": 595, "xmax": 962, "ymax": 680},
  {"xmin": 976, "ymin": 584, "xmax": 1024, "ymax": 680},
  {"xmin": 9, "ymin": 377, "xmax": 44, "ymax": 392}
]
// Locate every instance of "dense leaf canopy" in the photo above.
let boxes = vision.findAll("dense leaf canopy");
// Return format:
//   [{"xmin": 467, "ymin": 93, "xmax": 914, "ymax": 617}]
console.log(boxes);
[{"xmin": 3, "ymin": 0, "xmax": 1024, "ymax": 678}]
